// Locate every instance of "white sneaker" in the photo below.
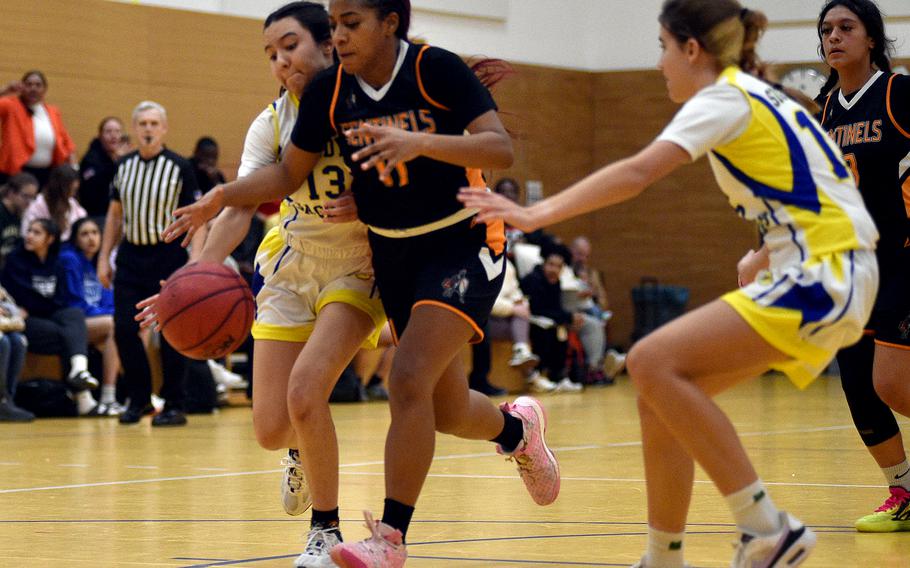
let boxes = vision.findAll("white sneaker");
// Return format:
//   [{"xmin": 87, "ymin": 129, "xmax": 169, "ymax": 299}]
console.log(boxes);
[
  {"xmin": 603, "ymin": 349, "xmax": 627, "ymax": 379},
  {"xmin": 731, "ymin": 511, "xmax": 816, "ymax": 568},
  {"xmin": 509, "ymin": 343, "xmax": 540, "ymax": 369},
  {"xmin": 295, "ymin": 526, "xmax": 342, "ymax": 567},
  {"xmin": 281, "ymin": 449, "xmax": 312, "ymax": 516},
  {"xmin": 207, "ymin": 360, "xmax": 249, "ymax": 390},
  {"xmin": 553, "ymin": 377, "xmax": 583, "ymax": 393},
  {"xmin": 527, "ymin": 371, "xmax": 557, "ymax": 393}
]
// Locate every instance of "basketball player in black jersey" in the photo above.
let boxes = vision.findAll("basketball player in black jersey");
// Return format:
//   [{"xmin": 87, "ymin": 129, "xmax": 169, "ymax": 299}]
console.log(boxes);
[
  {"xmin": 817, "ymin": 0, "xmax": 910, "ymax": 532},
  {"xmin": 164, "ymin": 1, "xmax": 560, "ymax": 565}
]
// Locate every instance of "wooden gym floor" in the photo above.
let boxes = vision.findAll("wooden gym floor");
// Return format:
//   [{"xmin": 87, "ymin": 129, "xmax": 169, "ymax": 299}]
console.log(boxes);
[{"xmin": 0, "ymin": 374, "xmax": 908, "ymax": 567}]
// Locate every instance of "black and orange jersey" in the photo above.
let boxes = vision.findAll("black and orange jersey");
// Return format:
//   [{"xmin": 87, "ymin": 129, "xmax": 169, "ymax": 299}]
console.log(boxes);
[
  {"xmin": 819, "ymin": 72, "xmax": 910, "ymax": 265},
  {"xmin": 291, "ymin": 41, "xmax": 497, "ymax": 230}
]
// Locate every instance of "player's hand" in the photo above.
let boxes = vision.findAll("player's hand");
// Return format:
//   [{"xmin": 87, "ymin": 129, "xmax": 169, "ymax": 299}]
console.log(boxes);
[
  {"xmin": 323, "ymin": 191, "xmax": 358, "ymax": 223},
  {"xmin": 736, "ymin": 248, "xmax": 767, "ymax": 287},
  {"xmin": 164, "ymin": 186, "xmax": 224, "ymax": 247},
  {"xmin": 347, "ymin": 124, "xmax": 422, "ymax": 184},
  {"xmin": 134, "ymin": 281, "xmax": 167, "ymax": 330},
  {"xmin": 457, "ymin": 188, "xmax": 538, "ymax": 232}
]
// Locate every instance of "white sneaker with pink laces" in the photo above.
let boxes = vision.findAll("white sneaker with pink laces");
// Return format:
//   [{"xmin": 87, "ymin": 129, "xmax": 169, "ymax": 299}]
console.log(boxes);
[
  {"xmin": 497, "ymin": 396, "xmax": 560, "ymax": 505},
  {"xmin": 329, "ymin": 511, "xmax": 407, "ymax": 568}
]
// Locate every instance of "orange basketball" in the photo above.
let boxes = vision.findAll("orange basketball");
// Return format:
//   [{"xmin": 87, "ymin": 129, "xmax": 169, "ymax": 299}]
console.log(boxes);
[{"xmin": 156, "ymin": 262, "xmax": 255, "ymax": 360}]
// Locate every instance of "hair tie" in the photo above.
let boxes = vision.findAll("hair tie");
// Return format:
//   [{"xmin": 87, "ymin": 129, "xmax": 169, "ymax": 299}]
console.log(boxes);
[{"xmin": 740, "ymin": 7, "xmax": 749, "ymax": 19}]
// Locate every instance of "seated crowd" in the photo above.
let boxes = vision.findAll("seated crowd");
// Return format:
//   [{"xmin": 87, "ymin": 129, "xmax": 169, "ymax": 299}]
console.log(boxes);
[{"xmin": 0, "ymin": 70, "xmax": 626, "ymax": 425}]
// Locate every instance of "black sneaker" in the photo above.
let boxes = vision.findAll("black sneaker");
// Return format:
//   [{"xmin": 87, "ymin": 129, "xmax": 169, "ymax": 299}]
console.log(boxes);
[
  {"xmin": 118, "ymin": 404, "xmax": 154, "ymax": 425},
  {"xmin": 66, "ymin": 370, "xmax": 100, "ymax": 391},
  {"xmin": 152, "ymin": 408, "xmax": 187, "ymax": 427},
  {"xmin": 0, "ymin": 398, "xmax": 35, "ymax": 422}
]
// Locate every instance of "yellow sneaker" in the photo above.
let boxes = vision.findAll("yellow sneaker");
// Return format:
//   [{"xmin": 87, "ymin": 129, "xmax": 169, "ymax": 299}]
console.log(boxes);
[{"xmin": 855, "ymin": 486, "xmax": 910, "ymax": 532}]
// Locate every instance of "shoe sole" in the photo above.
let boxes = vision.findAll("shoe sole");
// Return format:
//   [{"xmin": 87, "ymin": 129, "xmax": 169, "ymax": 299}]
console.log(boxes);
[
  {"xmin": 512, "ymin": 396, "xmax": 561, "ymax": 505},
  {"xmin": 855, "ymin": 519, "xmax": 910, "ymax": 532},
  {"xmin": 329, "ymin": 548, "xmax": 367, "ymax": 568}
]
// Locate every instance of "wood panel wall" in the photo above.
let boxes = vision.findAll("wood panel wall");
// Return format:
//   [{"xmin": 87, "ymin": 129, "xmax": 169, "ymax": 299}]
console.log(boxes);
[
  {"xmin": 0, "ymin": 0, "xmax": 276, "ymax": 178},
  {"xmin": 3, "ymin": 1, "xmax": 899, "ymax": 345}
]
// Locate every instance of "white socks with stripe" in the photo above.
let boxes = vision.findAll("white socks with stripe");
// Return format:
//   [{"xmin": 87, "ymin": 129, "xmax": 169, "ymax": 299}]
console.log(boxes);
[
  {"xmin": 726, "ymin": 479, "xmax": 782, "ymax": 535},
  {"xmin": 883, "ymin": 459, "xmax": 910, "ymax": 491},
  {"xmin": 645, "ymin": 527, "xmax": 685, "ymax": 568}
]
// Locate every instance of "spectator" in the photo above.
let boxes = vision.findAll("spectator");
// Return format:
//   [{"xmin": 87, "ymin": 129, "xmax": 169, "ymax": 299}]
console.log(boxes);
[
  {"xmin": 190, "ymin": 136, "xmax": 226, "ymax": 195},
  {"xmin": 98, "ymin": 100, "xmax": 205, "ymax": 427},
  {"xmin": 0, "ymin": 71, "xmax": 76, "ymax": 187},
  {"xmin": 0, "ymin": 285, "xmax": 31, "ymax": 422},
  {"xmin": 0, "ymin": 172, "xmax": 38, "ymax": 266},
  {"xmin": 520, "ymin": 248, "xmax": 582, "ymax": 386},
  {"xmin": 492, "ymin": 177, "xmax": 526, "ymax": 250},
  {"xmin": 79, "ymin": 117, "xmax": 128, "ymax": 223},
  {"xmin": 568, "ymin": 236, "xmax": 626, "ymax": 382},
  {"xmin": 0, "ymin": 218, "xmax": 100, "ymax": 415},
  {"xmin": 21, "ymin": 165, "xmax": 87, "ymax": 241},
  {"xmin": 470, "ymin": 257, "xmax": 573, "ymax": 395},
  {"xmin": 59, "ymin": 217, "xmax": 122, "ymax": 416}
]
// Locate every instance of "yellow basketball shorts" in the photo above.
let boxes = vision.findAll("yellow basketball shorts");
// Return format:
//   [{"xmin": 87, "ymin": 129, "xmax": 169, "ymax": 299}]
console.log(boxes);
[
  {"xmin": 250, "ymin": 227, "xmax": 386, "ymax": 346},
  {"xmin": 723, "ymin": 249, "xmax": 878, "ymax": 389}
]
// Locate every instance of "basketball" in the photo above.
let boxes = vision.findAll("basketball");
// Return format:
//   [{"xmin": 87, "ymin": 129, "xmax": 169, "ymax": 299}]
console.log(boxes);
[{"xmin": 156, "ymin": 262, "xmax": 255, "ymax": 360}]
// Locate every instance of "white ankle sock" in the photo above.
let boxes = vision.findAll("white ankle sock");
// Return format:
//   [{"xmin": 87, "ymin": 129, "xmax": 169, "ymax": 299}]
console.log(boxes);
[
  {"xmin": 726, "ymin": 479, "xmax": 781, "ymax": 535},
  {"xmin": 76, "ymin": 390, "xmax": 96, "ymax": 414},
  {"xmin": 101, "ymin": 385, "xmax": 117, "ymax": 405},
  {"xmin": 69, "ymin": 354, "xmax": 88, "ymax": 377},
  {"xmin": 645, "ymin": 527, "xmax": 685, "ymax": 568},
  {"xmin": 883, "ymin": 459, "xmax": 910, "ymax": 491}
]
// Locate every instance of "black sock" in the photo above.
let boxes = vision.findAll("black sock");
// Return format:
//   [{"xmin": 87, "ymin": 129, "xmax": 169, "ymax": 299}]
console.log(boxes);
[
  {"xmin": 311, "ymin": 508, "xmax": 341, "ymax": 532},
  {"xmin": 367, "ymin": 374, "xmax": 383, "ymax": 387},
  {"xmin": 490, "ymin": 409, "xmax": 524, "ymax": 453},
  {"xmin": 381, "ymin": 498, "xmax": 415, "ymax": 540}
]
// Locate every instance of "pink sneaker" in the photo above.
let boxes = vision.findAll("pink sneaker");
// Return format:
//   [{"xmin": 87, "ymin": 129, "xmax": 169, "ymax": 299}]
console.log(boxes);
[
  {"xmin": 497, "ymin": 396, "xmax": 560, "ymax": 505},
  {"xmin": 329, "ymin": 510, "xmax": 407, "ymax": 568}
]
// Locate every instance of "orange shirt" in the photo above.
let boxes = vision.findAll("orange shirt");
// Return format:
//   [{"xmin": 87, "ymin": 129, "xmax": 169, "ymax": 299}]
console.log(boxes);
[{"xmin": 0, "ymin": 95, "xmax": 75, "ymax": 175}]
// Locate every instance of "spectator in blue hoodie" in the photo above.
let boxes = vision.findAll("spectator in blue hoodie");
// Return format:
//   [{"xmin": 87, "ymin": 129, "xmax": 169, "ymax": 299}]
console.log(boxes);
[
  {"xmin": 0, "ymin": 217, "xmax": 100, "ymax": 415},
  {"xmin": 60, "ymin": 217, "xmax": 121, "ymax": 415}
]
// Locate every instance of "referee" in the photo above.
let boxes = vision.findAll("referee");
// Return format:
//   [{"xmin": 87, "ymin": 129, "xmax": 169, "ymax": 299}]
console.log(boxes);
[{"xmin": 98, "ymin": 100, "xmax": 206, "ymax": 426}]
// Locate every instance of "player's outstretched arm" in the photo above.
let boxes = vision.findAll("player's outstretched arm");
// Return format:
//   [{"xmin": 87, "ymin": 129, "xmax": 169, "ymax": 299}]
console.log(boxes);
[
  {"xmin": 163, "ymin": 146, "xmax": 320, "ymax": 244},
  {"xmin": 459, "ymin": 140, "xmax": 689, "ymax": 232}
]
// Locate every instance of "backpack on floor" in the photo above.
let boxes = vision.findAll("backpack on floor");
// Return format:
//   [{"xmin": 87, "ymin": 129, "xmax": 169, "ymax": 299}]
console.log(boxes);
[{"xmin": 14, "ymin": 378, "xmax": 78, "ymax": 417}]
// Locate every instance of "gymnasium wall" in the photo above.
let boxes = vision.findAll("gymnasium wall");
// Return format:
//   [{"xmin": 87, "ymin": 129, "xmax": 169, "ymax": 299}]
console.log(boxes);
[{"xmin": 1, "ymin": 0, "xmax": 905, "ymax": 344}]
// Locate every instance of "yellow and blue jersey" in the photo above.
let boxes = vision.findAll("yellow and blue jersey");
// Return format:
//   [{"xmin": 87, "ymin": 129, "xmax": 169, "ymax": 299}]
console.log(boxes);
[
  {"xmin": 238, "ymin": 91, "xmax": 367, "ymax": 254},
  {"xmin": 708, "ymin": 68, "xmax": 877, "ymax": 267},
  {"xmin": 659, "ymin": 67, "xmax": 879, "ymax": 388}
]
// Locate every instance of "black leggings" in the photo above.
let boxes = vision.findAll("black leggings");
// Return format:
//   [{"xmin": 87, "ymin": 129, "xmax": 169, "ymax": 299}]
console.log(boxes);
[
  {"xmin": 837, "ymin": 334, "xmax": 900, "ymax": 447},
  {"xmin": 24, "ymin": 306, "xmax": 89, "ymax": 377}
]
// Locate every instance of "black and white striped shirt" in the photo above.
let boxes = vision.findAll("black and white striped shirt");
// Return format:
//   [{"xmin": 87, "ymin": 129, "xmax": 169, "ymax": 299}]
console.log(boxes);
[{"xmin": 111, "ymin": 149, "xmax": 199, "ymax": 246}]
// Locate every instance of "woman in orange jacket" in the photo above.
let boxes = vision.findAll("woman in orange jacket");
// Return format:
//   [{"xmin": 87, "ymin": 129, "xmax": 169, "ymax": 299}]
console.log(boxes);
[{"xmin": 0, "ymin": 70, "xmax": 76, "ymax": 187}]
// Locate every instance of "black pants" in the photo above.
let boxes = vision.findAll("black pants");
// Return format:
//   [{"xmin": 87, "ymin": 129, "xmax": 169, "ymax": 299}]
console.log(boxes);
[
  {"xmin": 530, "ymin": 326, "xmax": 567, "ymax": 381},
  {"xmin": 114, "ymin": 241, "xmax": 189, "ymax": 411},
  {"xmin": 24, "ymin": 306, "xmax": 89, "ymax": 377}
]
